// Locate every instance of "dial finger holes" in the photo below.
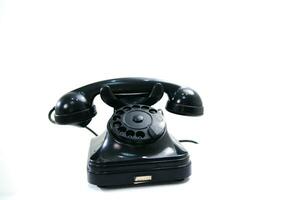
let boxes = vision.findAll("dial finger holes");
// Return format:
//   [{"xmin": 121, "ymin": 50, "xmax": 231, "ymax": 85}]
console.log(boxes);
[
  {"xmin": 132, "ymin": 105, "xmax": 140, "ymax": 109},
  {"xmin": 141, "ymin": 106, "xmax": 149, "ymax": 110},
  {"xmin": 113, "ymin": 115, "xmax": 120, "ymax": 121},
  {"xmin": 123, "ymin": 106, "xmax": 131, "ymax": 111},
  {"xmin": 149, "ymin": 109, "xmax": 157, "ymax": 114},
  {"xmin": 126, "ymin": 130, "xmax": 135, "ymax": 137},
  {"xmin": 118, "ymin": 126, "xmax": 126, "ymax": 133},
  {"xmin": 136, "ymin": 131, "xmax": 145, "ymax": 138},
  {"xmin": 116, "ymin": 110, "xmax": 124, "ymax": 115},
  {"xmin": 113, "ymin": 122, "xmax": 121, "ymax": 128}
]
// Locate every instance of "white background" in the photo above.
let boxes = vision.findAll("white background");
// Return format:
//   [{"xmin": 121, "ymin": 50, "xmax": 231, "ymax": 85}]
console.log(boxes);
[{"xmin": 0, "ymin": 0, "xmax": 301, "ymax": 199}]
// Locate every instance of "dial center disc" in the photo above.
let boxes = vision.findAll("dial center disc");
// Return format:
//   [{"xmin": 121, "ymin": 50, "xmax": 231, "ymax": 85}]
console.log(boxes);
[
  {"xmin": 132, "ymin": 115, "xmax": 144, "ymax": 123},
  {"xmin": 123, "ymin": 110, "xmax": 152, "ymax": 129}
]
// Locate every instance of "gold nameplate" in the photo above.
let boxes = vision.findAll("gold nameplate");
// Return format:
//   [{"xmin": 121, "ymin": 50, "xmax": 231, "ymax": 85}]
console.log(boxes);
[{"xmin": 134, "ymin": 175, "xmax": 152, "ymax": 183}]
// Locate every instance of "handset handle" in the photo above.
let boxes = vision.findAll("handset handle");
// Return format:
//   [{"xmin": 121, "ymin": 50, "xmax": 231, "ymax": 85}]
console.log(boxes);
[
  {"xmin": 50, "ymin": 77, "xmax": 203, "ymax": 127},
  {"xmin": 73, "ymin": 77, "xmax": 179, "ymax": 102}
]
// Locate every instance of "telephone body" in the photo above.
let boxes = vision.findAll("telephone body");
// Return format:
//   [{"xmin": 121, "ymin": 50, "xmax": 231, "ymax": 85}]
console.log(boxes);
[{"xmin": 49, "ymin": 78, "xmax": 203, "ymax": 187}]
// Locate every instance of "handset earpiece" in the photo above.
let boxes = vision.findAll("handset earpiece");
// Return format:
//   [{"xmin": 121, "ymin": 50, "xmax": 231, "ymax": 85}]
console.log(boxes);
[
  {"xmin": 53, "ymin": 92, "xmax": 97, "ymax": 127},
  {"xmin": 166, "ymin": 87, "xmax": 203, "ymax": 116}
]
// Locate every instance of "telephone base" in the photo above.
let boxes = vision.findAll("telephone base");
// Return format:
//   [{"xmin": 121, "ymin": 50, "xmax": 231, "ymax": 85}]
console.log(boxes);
[
  {"xmin": 88, "ymin": 159, "xmax": 191, "ymax": 188},
  {"xmin": 87, "ymin": 133, "xmax": 192, "ymax": 187}
]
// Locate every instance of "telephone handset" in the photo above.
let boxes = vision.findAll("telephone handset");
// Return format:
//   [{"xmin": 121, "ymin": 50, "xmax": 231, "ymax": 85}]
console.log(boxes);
[{"xmin": 49, "ymin": 78, "xmax": 203, "ymax": 187}]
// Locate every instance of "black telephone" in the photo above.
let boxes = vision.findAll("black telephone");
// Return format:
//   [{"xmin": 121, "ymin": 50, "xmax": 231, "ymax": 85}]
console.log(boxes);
[{"xmin": 48, "ymin": 78, "xmax": 203, "ymax": 187}]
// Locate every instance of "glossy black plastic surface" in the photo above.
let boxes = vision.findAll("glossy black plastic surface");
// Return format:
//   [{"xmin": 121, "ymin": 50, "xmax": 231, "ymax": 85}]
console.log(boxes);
[
  {"xmin": 54, "ymin": 92, "xmax": 97, "ymax": 126},
  {"xmin": 87, "ymin": 130, "xmax": 191, "ymax": 187},
  {"xmin": 166, "ymin": 87, "xmax": 204, "ymax": 116},
  {"xmin": 48, "ymin": 78, "xmax": 204, "ymax": 187},
  {"xmin": 108, "ymin": 104, "xmax": 166, "ymax": 145}
]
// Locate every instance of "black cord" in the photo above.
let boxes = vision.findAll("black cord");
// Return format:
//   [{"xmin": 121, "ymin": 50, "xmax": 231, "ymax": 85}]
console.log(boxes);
[
  {"xmin": 48, "ymin": 107, "xmax": 56, "ymax": 124},
  {"xmin": 85, "ymin": 126, "xmax": 98, "ymax": 136},
  {"xmin": 179, "ymin": 140, "xmax": 198, "ymax": 144}
]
